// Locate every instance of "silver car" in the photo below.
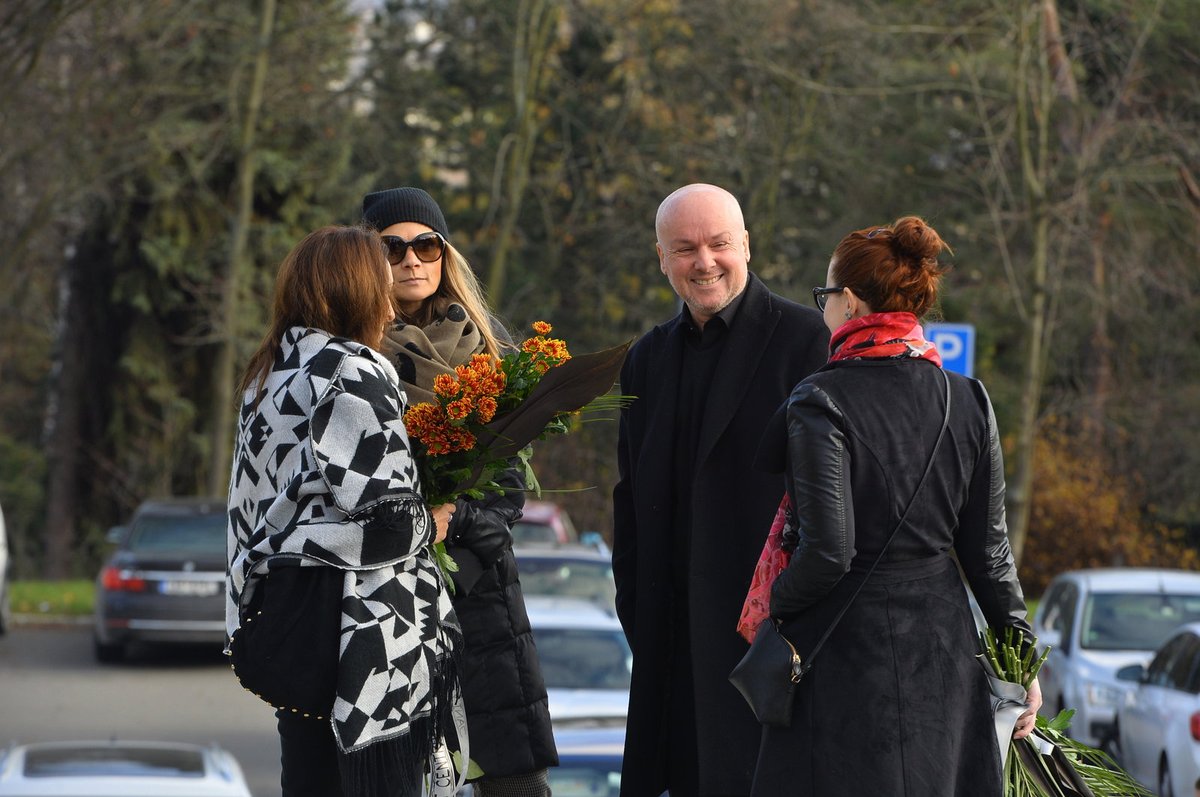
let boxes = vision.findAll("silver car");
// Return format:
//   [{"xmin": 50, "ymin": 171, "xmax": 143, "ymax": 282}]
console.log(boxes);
[
  {"xmin": 1117, "ymin": 622, "xmax": 1200, "ymax": 797},
  {"xmin": 548, "ymin": 723, "xmax": 624, "ymax": 797},
  {"xmin": 526, "ymin": 596, "xmax": 631, "ymax": 724},
  {"xmin": 1033, "ymin": 568, "xmax": 1200, "ymax": 751},
  {"xmin": 514, "ymin": 545, "xmax": 616, "ymax": 610},
  {"xmin": 93, "ymin": 498, "xmax": 227, "ymax": 662},
  {"xmin": 0, "ymin": 740, "xmax": 252, "ymax": 796},
  {"xmin": 0, "ymin": 500, "xmax": 9, "ymax": 636}
]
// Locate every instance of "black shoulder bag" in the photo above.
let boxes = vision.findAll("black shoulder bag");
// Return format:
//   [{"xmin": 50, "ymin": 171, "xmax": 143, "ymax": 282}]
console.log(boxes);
[
  {"xmin": 229, "ymin": 565, "xmax": 343, "ymax": 718},
  {"xmin": 730, "ymin": 368, "xmax": 951, "ymax": 727}
]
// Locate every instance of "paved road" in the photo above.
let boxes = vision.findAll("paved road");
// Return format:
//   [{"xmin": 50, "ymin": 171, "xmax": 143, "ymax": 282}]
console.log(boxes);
[{"xmin": 0, "ymin": 623, "xmax": 280, "ymax": 795}]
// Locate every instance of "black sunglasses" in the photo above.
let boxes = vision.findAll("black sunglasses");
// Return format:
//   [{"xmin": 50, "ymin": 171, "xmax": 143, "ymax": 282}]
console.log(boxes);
[
  {"xmin": 382, "ymin": 232, "xmax": 446, "ymax": 265},
  {"xmin": 812, "ymin": 286, "xmax": 845, "ymax": 311}
]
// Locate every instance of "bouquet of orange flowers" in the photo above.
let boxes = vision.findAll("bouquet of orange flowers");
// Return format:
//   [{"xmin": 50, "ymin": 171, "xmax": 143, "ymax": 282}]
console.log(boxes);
[{"xmin": 403, "ymin": 322, "xmax": 630, "ymax": 582}]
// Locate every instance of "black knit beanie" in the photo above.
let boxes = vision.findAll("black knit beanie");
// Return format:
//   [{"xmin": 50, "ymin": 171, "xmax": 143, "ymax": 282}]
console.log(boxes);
[{"xmin": 361, "ymin": 187, "xmax": 450, "ymax": 239}]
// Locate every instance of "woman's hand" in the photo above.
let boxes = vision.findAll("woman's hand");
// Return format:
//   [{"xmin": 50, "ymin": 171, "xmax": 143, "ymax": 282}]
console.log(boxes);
[
  {"xmin": 431, "ymin": 503, "xmax": 456, "ymax": 544},
  {"xmin": 1013, "ymin": 676, "xmax": 1043, "ymax": 740}
]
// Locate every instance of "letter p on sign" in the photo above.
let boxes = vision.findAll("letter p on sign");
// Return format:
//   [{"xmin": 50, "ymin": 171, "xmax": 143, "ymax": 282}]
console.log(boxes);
[{"xmin": 925, "ymin": 323, "xmax": 975, "ymax": 378}]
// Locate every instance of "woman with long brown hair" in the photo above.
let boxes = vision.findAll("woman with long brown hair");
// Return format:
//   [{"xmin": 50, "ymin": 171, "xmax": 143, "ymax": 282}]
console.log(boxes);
[
  {"xmin": 362, "ymin": 188, "xmax": 557, "ymax": 796},
  {"xmin": 226, "ymin": 225, "xmax": 459, "ymax": 796}
]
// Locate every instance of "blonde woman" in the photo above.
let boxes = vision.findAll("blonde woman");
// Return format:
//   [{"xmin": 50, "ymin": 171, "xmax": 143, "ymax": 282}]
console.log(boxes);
[{"xmin": 363, "ymin": 188, "xmax": 557, "ymax": 796}]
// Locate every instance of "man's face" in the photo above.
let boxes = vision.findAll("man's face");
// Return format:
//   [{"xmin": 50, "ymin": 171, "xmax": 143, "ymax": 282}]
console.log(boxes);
[{"xmin": 656, "ymin": 189, "xmax": 750, "ymax": 327}]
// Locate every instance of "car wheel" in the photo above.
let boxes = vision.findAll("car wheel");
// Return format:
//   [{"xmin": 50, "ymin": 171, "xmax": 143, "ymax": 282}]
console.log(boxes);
[
  {"xmin": 1159, "ymin": 754, "xmax": 1173, "ymax": 797},
  {"xmin": 93, "ymin": 635, "xmax": 124, "ymax": 663},
  {"xmin": 1100, "ymin": 717, "xmax": 1120, "ymax": 762}
]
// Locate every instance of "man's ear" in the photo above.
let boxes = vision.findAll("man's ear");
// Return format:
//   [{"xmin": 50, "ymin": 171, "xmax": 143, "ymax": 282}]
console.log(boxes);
[
  {"xmin": 743, "ymin": 230, "xmax": 751, "ymax": 263},
  {"xmin": 656, "ymin": 242, "xmax": 667, "ymax": 274}
]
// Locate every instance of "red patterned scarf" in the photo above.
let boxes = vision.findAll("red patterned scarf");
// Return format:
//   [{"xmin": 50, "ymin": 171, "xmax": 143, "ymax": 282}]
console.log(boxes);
[
  {"xmin": 828, "ymin": 311, "xmax": 942, "ymax": 366},
  {"xmin": 737, "ymin": 495, "xmax": 796, "ymax": 642}
]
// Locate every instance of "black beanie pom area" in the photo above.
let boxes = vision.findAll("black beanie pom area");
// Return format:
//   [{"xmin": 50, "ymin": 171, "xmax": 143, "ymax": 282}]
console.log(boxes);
[{"xmin": 361, "ymin": 187, "xmax": 450, "ymax": 240}]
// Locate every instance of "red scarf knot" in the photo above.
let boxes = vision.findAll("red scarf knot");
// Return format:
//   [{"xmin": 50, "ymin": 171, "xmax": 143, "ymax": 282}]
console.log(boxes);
[{"xmin": 828, "ymin": 311, "xmax": 943, "ymax": 366}]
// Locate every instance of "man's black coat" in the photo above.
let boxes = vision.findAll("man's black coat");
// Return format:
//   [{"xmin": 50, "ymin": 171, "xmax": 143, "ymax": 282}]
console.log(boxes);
[{"xmin": 612, "ymin": 273, "xmax": 829, "ymax": 795}]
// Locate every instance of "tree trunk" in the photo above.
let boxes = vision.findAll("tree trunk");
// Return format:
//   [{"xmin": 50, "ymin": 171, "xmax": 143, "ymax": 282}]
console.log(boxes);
[
  {"xmin": 208, "ymin": 0, "xmax": 276, "ymax": 496},
  {"xmin": 1008, "ymin": 212, "xmax": 1049, "ymax": 566},
  {"xmin": 1088, "ymin": 218, "xmax": 1112, "ymax": 446},
  {"xmin": 41, "ymin": 257, "xmax": 84, "ymax": 578},
  {"xmin": 485, "ymin": 0, "xmax": 557, "ymax": 305},
  {"xmin": 1004, "ymin": 2, "xmax": 1053, "ymax": 565}
]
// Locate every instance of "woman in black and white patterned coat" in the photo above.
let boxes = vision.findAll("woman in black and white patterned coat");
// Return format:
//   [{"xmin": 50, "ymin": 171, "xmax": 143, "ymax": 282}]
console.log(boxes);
[
  {"xmin": 226, "ymin": 225, "xmax": 460, "ymax": 797},
  {"xmin": 362, "ymin": 187, "xmax": 558, "ymax": 796}
]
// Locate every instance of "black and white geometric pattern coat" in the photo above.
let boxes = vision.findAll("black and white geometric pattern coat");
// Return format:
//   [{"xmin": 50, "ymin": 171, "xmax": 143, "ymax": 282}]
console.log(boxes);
[{"xmin": 225, "ymin": 326, "xmax": 462, "ymax": 771}]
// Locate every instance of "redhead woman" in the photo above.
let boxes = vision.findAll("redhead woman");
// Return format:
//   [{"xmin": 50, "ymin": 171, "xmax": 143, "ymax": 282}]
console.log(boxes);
[
  {"xmin": 225, "ymin": 225, "xmax": 459, "ymax": 796},
  {"xmin": 362, "ymin": 188, "xmax": 557, "ymax": 796},
  {"xmin": 751, "ymin": 217, "xmax": 1041, "ymax": 796}
]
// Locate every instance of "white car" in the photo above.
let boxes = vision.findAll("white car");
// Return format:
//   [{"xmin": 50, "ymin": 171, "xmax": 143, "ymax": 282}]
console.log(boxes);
[
  {"xmin": 0, "ymin": 740, "xmax": 252, "ymax": 796},
  {"xmin": 1117, "ymin": 622, "xmax": 1200, "ymax": 797},
  {"xmin": 514, "ymin": 545, "xmax": 616, "ymax": 610},
  {"xmin": 0, "ymin": 500, "xmax": 9, "ymax": 635},
  {"xmin": 549, "ymin": 722, "xmax": 624, "ymax": 797},
  {"xmin": 526, "ymin": 596, "xmax": 631, "ymax": 723},
  {"xmin": 1033, "ymin": 568, "xmax": 1200, "ymax": 751}
]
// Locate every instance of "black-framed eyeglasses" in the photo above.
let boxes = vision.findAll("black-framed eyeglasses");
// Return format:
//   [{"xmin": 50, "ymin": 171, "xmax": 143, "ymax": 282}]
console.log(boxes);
[
  {"xmin": 382, "ymin": 232, "xmax": 446, "ymax": 265},
  {"xmin": 812, "ymin": 286, "xmax": 845, "ymax": 311}
]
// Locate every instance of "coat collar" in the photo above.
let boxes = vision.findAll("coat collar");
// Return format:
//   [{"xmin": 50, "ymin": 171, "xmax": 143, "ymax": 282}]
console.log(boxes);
[
  {"xmin": 636, "ymin": 273, "xmax": 782, "ymax": 477},
  {"xmin": 693, "ymin": 273, "xmax": 780, "ymax": 468}
]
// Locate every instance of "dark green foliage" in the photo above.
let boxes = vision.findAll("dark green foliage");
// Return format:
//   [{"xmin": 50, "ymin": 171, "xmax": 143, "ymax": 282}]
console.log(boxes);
[{"xmin": 2, "ymin": 0, "xmax": 1198, "ymax": 576}]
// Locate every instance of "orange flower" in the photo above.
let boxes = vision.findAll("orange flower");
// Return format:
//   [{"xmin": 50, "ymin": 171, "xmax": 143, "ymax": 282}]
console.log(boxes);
[
  {"xmin": 477, "ymin": 396, "xmax": 498, "ymax": 423},
  {"xmin": 522, "ymin": 335, "xmax": 571, "ymax": 363},
  {"xmin": 544, "ymin": 339, "xmax": 570, "ymax": 361},
  {"xmin": 532, "ymin": 321, "xmax": 552, "ymax": 335},
  {"xmin": 433, "ymin": 373, "xmax": 460, "ymax": 398},
  {"xmin": 404, "ymin": 403, "xmax": 456, "ymax": 454},
  {"xmin": 446, "ymin": 397, "xmax": 473, "ymax": 421},
  {"xmin": 448, "ymin": 426, "xmax": 476, "ymax": 452},
  {"xmin": 456, "ymin": 355, "xmax": 506, "ymax": 400},
  {"xmin": 469, "ymin": 353, "xmax": 496, "ymax": 370}
]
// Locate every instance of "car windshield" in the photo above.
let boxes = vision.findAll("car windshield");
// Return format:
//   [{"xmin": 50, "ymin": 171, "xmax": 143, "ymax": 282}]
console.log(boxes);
[
  {"xmin": 1081, "ymin": 592, "xmax": 1200, "ymax": 651},
  {"xmin": 128, "ymin": 513, "xmax": 226, "ymax": 554},
  {"xmin": 534, "ymin": 627, "xmax": 632, "ymax": 690},
  {"xmin": 519, "ymin": 558, "xmax": 616, "ymax": 607},
  {"xmin": 513, "ymin": 521, "xmax": 560, "ymax": 545},
  {"xmin": 24, "ymin": 745, "xmax": 205, "ymax": 776}
]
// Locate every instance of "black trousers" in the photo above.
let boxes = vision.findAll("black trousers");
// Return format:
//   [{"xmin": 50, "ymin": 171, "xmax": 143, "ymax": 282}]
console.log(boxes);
[
  {"xmin": 277, "ymin": 710, "xmax": 426, "ymax": 797},
  {"xmin": 277, "ymin": 710, "xmax": 344, "ymax": 797}
]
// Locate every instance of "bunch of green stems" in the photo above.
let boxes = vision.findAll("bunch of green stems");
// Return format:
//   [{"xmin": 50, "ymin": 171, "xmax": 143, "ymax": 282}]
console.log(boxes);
[{"xmin": 980, "ymin": 627, "xmax": 1150, "ymax": 797}]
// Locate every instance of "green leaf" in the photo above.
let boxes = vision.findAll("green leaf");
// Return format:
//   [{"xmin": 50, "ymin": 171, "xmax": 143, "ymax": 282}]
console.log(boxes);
[{"xmin": 1045, "ymin": 709, "xmax": 1074, "ymax": 732}]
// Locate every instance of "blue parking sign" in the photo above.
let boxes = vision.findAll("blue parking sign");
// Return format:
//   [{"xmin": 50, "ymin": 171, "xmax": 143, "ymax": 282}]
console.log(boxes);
[{"xmin": 925, "ymin": 323, "xmax": 975, "ymax": 378}]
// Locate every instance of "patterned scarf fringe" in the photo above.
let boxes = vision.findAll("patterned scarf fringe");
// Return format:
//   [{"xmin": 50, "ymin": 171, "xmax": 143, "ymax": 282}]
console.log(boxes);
[
  {"xmin": 337, "ymin": 646, "xmax": 463, "ymax": 797},
  {"xmin": 339, "ymin": 714, "xmax": 431, "ymax": 797}
]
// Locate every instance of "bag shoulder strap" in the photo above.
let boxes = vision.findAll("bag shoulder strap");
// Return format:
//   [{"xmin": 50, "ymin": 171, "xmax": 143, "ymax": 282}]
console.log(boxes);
[{"xmin": 794, "ymin": 366, "xmax": 952, "ymax": 678}]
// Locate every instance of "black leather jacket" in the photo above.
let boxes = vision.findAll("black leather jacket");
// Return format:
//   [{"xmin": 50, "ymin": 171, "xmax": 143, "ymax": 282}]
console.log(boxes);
[{"xmin": 768, "ymin": 358, "xmax": 1031, "ymax": 638}]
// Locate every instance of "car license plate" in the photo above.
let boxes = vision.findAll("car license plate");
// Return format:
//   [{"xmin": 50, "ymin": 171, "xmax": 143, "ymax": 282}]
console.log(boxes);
[{"xmin": 159, "ymin": 580, "xmax": 220, "ymax": 597}]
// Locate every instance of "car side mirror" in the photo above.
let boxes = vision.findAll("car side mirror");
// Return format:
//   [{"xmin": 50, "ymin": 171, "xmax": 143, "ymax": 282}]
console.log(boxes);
[
  {"xmin": 1037, "ymin": 628, "xmax": 1062, "ymax": 652},
  {"xmin": 1115, "ymin": 664, "xmax": 1146, "ymax": 683},
  {"xmin": 105, "ymin": 525, "xmax": 128, "ymax": 545}
]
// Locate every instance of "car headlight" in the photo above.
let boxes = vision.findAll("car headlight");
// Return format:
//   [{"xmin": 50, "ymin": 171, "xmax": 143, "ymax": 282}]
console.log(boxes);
[{"xmin": 1084, "ymin": 681, "xmax": 1123, "ymax": 707}]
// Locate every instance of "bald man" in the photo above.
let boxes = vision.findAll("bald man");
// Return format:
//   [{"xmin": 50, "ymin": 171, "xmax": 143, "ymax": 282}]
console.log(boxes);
[{"xmin": 612, "ymin": 184, "xmax": 829, "ymax": 796}]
